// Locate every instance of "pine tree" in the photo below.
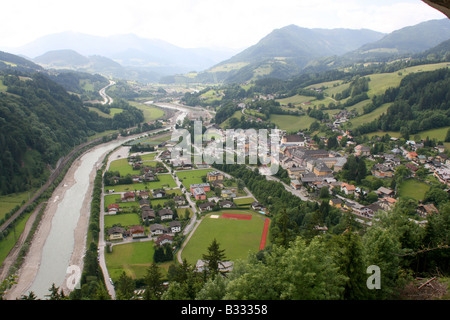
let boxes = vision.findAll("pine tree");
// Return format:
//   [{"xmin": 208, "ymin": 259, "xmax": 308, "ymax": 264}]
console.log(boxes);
[
  {"xmin": 143, "ymin": 263, "xmax": 164, "ymax": 300},
  {"xmin": 116, "ymin": 271, "xmax": 135, "ymax": 300},
  {"xmin": 202, "ymin": 238, "xmax": 227, "ymax": 279}
]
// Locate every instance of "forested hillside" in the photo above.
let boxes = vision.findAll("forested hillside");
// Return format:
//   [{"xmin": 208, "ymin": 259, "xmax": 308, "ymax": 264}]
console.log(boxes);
[
  {"xmin": 0, "ymin": 72, "xmax": 143, "ymax": 194},
  {"xmin": 354, "ymin": 68, "xmax": 450, "ymax": 137}
]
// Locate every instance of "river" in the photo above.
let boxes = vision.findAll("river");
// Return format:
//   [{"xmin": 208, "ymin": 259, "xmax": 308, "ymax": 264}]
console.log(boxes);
[
  {"xmin": 26, "ymin": 139, "xmax": 124, "ymax": 298},
  {"xmin": 25, "ymin": 127, "xmax": 169, "ymax": 298}
]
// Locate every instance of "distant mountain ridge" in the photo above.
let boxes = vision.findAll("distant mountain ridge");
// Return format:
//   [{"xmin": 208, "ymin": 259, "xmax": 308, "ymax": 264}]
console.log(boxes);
[
  {"xmin": 6, "ymin": 32, "xmax": 240, "ymax": 80},
  {"xmin": 171, "ymin": 18, "xmax": 450, "ymax": 84}
]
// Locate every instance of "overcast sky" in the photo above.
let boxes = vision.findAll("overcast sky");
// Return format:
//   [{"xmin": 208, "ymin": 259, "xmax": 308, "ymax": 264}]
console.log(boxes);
[{"xmin": 1, "ymin": 0, "xmax": 446, "ymax": 50}]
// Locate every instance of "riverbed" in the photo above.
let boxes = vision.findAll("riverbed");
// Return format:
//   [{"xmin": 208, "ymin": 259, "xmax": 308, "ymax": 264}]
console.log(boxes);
[{"xmin": 5, "ymin": 127, "xmax": 168, "ymax": 299}]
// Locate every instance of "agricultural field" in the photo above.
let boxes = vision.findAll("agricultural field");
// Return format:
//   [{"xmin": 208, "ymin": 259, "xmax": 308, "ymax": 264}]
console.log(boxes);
[
  {"xmin": 105, "ymin": 241, "xmax": 156, "ymax": 281},
  {"xmin": 104, "ymin": 174, "xmax": 177, "ymax": 192},
  {"xmin": 128, "ymin": 101, "xmax": 165, "ymax": 122},
  {"xmin": 181, "ymin": 210, "xmax": 270, "ymax": 264},
  {"xmin": 233, "ymin": 197, "xmax": 256, "ymax": 206},
  {"xmin": 269, "ymin": 114, "xmax": 316, "ymax": 132},
  {"xmin": 0, "ymin": 190, "xmax": 35, "ymax": 221},
  {"xmin": 108, "ymin": 158, "xmax": 137, "ymax": 176},
  {"xmin": 398, "ymin": 179, "xmax": 431, "ymax": 202},
  {"xmin": 109, "ymin": 108, "xmax": 124, "ymax": 116},
  {"xmin": 175, "ymin": 169, "xmax": 214, "ymax": 188},
  {"xmin": 0, "ymin": 211, "xmax": 33, "ymax": 266},
  {"xmin": 88, "ymin": 107, "xmax": 112, "ymax": 118},
  {"xmin": 414, "ymin": 126, "xmax": 450, "ymax": 142},
  {"xmin": 104, "ymin": 212, "xmax": 141, "ymax": 229},
  {"xmin": 344, "ymin": 103, "xmax": 392, "ymax": 129},
  {"xmin": 140, "ymin": 152, "xmax": 157, "ymax": 161}
]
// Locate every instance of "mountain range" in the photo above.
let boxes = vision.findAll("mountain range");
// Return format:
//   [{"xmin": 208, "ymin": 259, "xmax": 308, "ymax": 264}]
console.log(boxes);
[
  {"xmin": 179, "ymin": 18, "xmax": 450, "ymax": 84},
  {"xmin": 2, "ymin": 18, "xmax": 450, "ymax": 84},
  {"xmin": 3, "ymin": 32, "xmax": 240, "ymax": 82}
]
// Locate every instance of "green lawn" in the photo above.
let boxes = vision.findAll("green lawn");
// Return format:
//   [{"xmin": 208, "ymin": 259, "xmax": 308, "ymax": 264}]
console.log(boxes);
[
  {"xmin": 105, "ymin": 174, "xmax": 177, "ymax": 192},
  {"xmin": 141, "ymin": 153, "xmax": 157, "ymax": 161},
  {"xmin": 176, "ymin": 169, "xmax": 213, "ymax": 188},
  {"xmin": 415, "ymin": 126, "xmax": 449, "ymax": 142},
  {"xmin": 105, "ymin": 241, "xmax": 155, "ymax": 281},
  {"xmin": 181, "ymin": 211, "xmax": 269, "ymax": 264},
  {"xmin": 345, "ymin": 103, "xmax": 391, "ymax": 129},
  {"xmin": 234, "ymin": 197, "xmax": 256, "ymax": 206},
  {"xmin": 398, "ymin": 179, "xmax": 430, "ymax": 202},
  {"xmin": 108, "ymin": 158, "xmax": 137, "ymax": 176},
  {"xmin": 129, "ymin": 101, "xmax": 165, "ymax": 122},
  {"xmin": 269, "ymin": 114, "xmax": 316, "ymax": 132},
  {"xmin": 0, "ymin": 211, "xmax": 33, "ymax": 267},
  {"xmin": 104, "ymin": 213, "xmax": 141, "ymax": 229},
  {"xmin": 0, "ymin": 191, "xmax": 35, "ymax": 221},
  {"xmin": 110, "ymin": 108, "xmax": 124, "ymax": 116}
]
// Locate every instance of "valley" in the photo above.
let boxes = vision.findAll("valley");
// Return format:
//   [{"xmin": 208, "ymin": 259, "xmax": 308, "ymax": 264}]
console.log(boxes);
[{"xmin": 0, "ymin": 12, "xmax": 449, "ymax": 303}]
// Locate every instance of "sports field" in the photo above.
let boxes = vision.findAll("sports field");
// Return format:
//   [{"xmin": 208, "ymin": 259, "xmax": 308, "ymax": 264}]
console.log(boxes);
[{"xmin": 181, "ymin": 210, "xmax": 270, "ymax": 264}]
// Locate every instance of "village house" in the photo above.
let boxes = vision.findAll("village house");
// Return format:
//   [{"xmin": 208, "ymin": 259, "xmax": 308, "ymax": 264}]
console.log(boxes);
[
  {"xmin": 376, "ymin": 186, "xmax": 395, "ymax": 198},
  {"xmin": 354, "ymin": 145, "xmax": 371, "ymax": 157},
  {"xmin": 152, "ymin": 189, "xmax": 166, "ymax": 198},
  {"xmin": 142, "ymin": 207, "xmax": 155, "ymax": 221},
  {"xmin": 251, "ymin": 201, "xmax": 264, "ymax": 211},
  {"xmin": 192, "ymin": 187, "xmax": 207, "ymax": 200},
  {"xmin": 169, "ymin": 221, "xmax": 182, "ymax": 233},
  {"xmin": 155, "ymin": 234, "xmax": 174, "ymax": 247},
  {"xmin": 139, "ymin": 199, "xmax": 150, "ymax": 208},
  {"xmin": 287, "ymin": 166, "xmax": 306, "ymax": 179},
  {"xmin": 139, "ymin": 191, "xmax": 149, "ymax": 199},
  {"xmin": 221, "ymin": 189, "xmax": 236, "ymax": 199},
  {"xmin": 150, "ymin": 224, "xmax": 166, "ymax": 236},
  {"xmin": 158, "ymin": 208, "xmax": 174, "ymax": 220},
  {"xmin": 108, "ymin": 203, "xmax": 120, "ymax": 215},
  {"xmin": 190, "ymin": 183, "xmax": 210, "ymax": 200},
  {"xmin": 378, "ymin": 197, "xmax": 397, "ymax": 211},
  {"xmin": 207, "ymin": 171, "xmax": 224, "ymax": 182},
  {"xmin": 329, "ymin": 198, "xmax": 343, "ymax": 208},
  {"xmin": 108, "ymin": 226, "xmax": 127, "ymax": 241},
  {"xmin": 132, "ymin": 175, "xmax": 141, "ymax": 183},
  {"xmin": 173, "ymin": 195, "xmax": 186, "ymax": 206},
  {"xmin": 341, "ymin": 183, "xmax": 356, "ymax": 195},
  {"xmin": 282, "ymin": 134, "xmax": 305, "ymax": 147},
  {"xmin": 371, "ymin": 163, "xmax": 394, "ymax": 178},
  {"xmin": 313, "ymin": 162, "xmax": 333, "ymax": 176},
  {"xmin": 143, "ymin": 172, "xmax": 158, "ymax": 182},
  {"xmin": 290, "ymin": 179, "xmax": 302, "ymax": 190},
  {"xmin": 129, "ymin": 225, "xmax": 146, "ymax": 238},
  {"xmin": 416, "ymin": 203, "xmax": 439, "ymax": 218},
  {"xmin": 122, "ymin": 192, "xmax": 135, "ymax": 202},
  {"xmin": 219, "ymin": 200, "xmax": 236, "ymax": 208},
  {"xmin": 199, "ymin": 201, "xmax": 216, "ymax": 212}
]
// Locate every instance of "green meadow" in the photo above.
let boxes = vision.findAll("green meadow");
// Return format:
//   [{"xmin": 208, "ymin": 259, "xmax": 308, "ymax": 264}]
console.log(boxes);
[
  {"xmin": 398, "ymin": 179, "xmax": 430, "ymax": 202},
  {"xmin": 176, "ymin": 169, "xmax": 214, "ymax": 188},
  {"xmin": 128, "ymin": 101, "xmax": 165, "ymax": 122},
  {"xmin": 104, "ymin": 174, "xmax": 177, "ymax": 192},
  {"xmin": 269, "ymin": 114, "xmax": 316, "ymax": 132},
  {"xmin": 105, "ymin": 241, "xmax": 155, "ymax": 281}
]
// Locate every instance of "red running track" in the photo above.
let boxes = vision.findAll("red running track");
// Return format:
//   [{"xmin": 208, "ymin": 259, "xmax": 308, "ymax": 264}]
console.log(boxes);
[
  {"xmin": 259, "ymin": 218, "xmax": 270, "ymax": 250},
  {"xmin": 222, "ymin": 213, "xmax": 252, "ymax": 220}
]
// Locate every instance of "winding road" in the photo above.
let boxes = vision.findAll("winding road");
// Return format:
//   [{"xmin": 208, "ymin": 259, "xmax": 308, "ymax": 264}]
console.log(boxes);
[{"xmin": 99, "ymin": 80, "xmax": 115, "ymax": 105}]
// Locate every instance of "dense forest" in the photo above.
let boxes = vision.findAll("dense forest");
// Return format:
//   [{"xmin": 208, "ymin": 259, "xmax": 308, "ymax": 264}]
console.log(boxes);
[{"xmin": 0, "ymin": 72, "xmax": 143, "ymax": 194}]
